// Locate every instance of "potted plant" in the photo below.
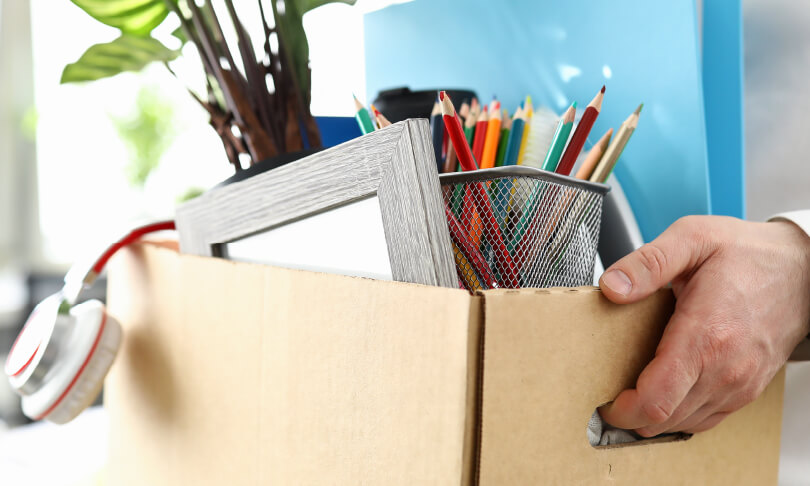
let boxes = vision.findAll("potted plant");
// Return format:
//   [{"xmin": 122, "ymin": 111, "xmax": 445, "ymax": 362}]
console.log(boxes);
[{"xmin": 62, "ymin": 0, "xmax": 355, "ymax": 172}]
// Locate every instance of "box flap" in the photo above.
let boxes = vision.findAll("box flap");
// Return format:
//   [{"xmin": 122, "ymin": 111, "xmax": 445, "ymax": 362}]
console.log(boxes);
[
  {"xmin": 106, "ymin": 242, "xmax": 481, "ymax": 485},
  {"xmin": 478, "ymin": 287, "xmax": 784, "ymax": 485}
]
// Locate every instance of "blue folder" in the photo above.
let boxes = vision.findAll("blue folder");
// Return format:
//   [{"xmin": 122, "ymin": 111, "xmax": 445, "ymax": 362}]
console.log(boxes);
[{"xmin": 364, "ymin": 0, "xmax": 744, "ymax": 241}]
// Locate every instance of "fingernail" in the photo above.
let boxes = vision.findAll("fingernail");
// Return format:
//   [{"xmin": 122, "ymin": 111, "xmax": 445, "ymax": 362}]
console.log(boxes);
[{"xmin": 602, "ymin": 269, "xmax": 632, "ymax": 296}]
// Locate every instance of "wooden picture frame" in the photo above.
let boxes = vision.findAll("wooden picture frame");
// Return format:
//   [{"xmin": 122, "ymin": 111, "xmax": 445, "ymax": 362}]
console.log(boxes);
[{"xmin": 175, "ymin": 119, "xmax": 457, "ymax": 288}]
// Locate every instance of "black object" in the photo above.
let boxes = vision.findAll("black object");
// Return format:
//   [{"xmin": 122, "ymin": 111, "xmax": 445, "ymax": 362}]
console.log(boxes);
[
  {"xmin": 217, "ymin": 147, "xmax": 323, "ymax": 187},
  {"xmin": 373, "ymin": 87, "xmax": 477, "ymax": 124}
]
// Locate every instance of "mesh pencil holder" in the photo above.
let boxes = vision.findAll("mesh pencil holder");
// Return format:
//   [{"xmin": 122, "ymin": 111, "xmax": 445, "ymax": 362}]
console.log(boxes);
[{"xmin": 439, "ymin": 166, "xmax": 610, "ymax": 290}]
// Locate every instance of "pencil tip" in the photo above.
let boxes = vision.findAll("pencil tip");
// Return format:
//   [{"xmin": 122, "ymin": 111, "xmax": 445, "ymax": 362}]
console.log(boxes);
[
  {"xmin": 572, "ymin": 101, "xmax": 578, "ymax": 109},
  {"xmin": 601, "ymin": 85, "xmax": 606, "ymax": 94},
  {"xmin": 635, "ymin": 103, "xmax": 644, "ymax": 115},
  {"xmin": 439, "ymin": 90, "xmax": 446, "ymax": 101}
]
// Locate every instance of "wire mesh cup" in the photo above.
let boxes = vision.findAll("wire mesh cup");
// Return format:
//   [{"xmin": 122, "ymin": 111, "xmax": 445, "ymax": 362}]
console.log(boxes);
[{"xmin": 439, "ymin": 166, "xmax": 610, "ymax": 290}]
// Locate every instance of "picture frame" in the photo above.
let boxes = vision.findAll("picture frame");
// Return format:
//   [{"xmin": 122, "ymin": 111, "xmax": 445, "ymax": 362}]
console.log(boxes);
[{"xmin": 175, "ymin": 119, "xmax": 457, "ymax": 288}]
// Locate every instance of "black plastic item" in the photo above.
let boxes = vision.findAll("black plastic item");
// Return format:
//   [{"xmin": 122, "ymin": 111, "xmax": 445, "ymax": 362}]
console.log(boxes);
[
  {"xmin": 216, "ymin": 147, "xmax": 323, "ymax": 187},
  {"xmin": 373, "ymin": 87, "xmax": 477, "ymax": 123}
]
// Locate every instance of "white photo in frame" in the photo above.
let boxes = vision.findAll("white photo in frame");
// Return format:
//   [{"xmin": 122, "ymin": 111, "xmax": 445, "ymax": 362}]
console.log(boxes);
[{"xmin": 175, "ymin": 119, "xmax": 457, "ymax": 288}]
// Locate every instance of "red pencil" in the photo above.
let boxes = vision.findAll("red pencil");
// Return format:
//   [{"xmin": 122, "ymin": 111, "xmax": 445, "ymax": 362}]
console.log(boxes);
[
  {"xmin": 445, "ymin": 205, "xmax": 499, "ymax": 288},
  {"xmin": 556, "ymin": 85, "xmax": 605, "ymax": 176},
  {"xmin": 439, "ymin": 91, "xmax": 478, "ymax": 171},
  {"xmin": 439, "ymin": 91, "xmax": 519, "ymax": 287},
  {"xmin": 472, "ymin": 106, "xmax": 489, "ymax": 164}
]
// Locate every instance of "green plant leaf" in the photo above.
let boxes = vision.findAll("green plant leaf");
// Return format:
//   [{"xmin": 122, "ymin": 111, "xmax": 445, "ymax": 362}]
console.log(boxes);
[
  {"xmin": 296, "ymin": 0, "xmax": 356, "ymax": 14},
  {"xmin": 171, "ymin": 25, "xmax": 188, "ymax": 45},
  {"xmin": 61, "ymin": 35, "xmax": 179, "ymax": 83},
  {"xmin": 70, "ymin": 0, "xmax": 171, "ymax": 36}
]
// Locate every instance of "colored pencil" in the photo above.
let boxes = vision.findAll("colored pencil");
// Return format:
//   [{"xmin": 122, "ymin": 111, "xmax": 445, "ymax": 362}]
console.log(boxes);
[
  {"xmin": 556, "ymin": 86, "xmax": 605, "ymax": 176},
  {"xmin": 439, "ymin": 91, "xmax": 478, "ymax": 171},
  {"xmin": 472, "ymin": 106, "xmax": 489, "ymax": 163},
  {"xmin": 430, "ymin": 101, "xmax": 444, "ymax": 172},
  {"xmin": 589, "ymin": 103, "xmax": 642, "ymax": 183},
  {"xmin": 375, "ymin": 112, "xmax": 392, "ymax": 128},
  {"xmin": 481, "ymin": 101, "xmax": 502, "ymax": 168},
  {"xmin": 353, "ymin": 94, "xmax": 375, "ymax": 134},
  {"xmin": 541, "ymin": 102, "xmax": 576, "ymax": 172},
  {"xmin": 443, "ymin": 139, "xmax": 458, "ymax": 173},
  {"xmin": 440, "ymin": 91, "xmax": 519, "ymax": 287},
  {"xmin": 459, "ymin": 101, "xmax": 471, "ymax": 120},
  {"xmin": 504, "ymin": 107, "xmax": 526, "ymax": 166},
  {"xmin": 445, "ymin": 205, "xmax": 498, "ymax": 289},
  {"xmin": 575, "ymin": 128, "xmax": 612, "ymax": 180},
  {"xmin": 517, "ymin": 95, "xmax": 533, "ymax": 165},
  {"xmin": 370, "ymin": 104, "xmax": 381, "ymax": 129},
  {"xmin": 452, "ymin": 241, "xmax": 483, "ymax": 291},
  {"xmin": 464, "ymin": 107, "xmax": 477, "ymax": 148},
  {"xmin": 494, "ymin": 109, "xmax": 512, "ymax": 167}
]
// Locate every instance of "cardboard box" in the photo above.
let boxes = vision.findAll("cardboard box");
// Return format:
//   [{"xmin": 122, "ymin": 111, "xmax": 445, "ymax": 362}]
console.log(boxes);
[{"xmin": 105, "ymin": 242, "xmax": 783, "ymax": 485}]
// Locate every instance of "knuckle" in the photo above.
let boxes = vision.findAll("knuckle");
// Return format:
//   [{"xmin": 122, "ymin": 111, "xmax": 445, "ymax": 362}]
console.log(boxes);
[
  {"xmin": 640, "ymin": 400, "xmax": 674, "ymax": 425},
  {"xmin": 636, "ymin": 244, "xmax": 669, "ymax": 281},
  {"xmin": 717, "ymin": 365, "xmax": 744, "ymax": 388}
]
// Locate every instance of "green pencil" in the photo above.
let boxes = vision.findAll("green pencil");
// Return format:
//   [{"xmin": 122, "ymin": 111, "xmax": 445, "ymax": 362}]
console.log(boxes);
[
  {"xmin": 494, "ymin": 109, "xmax": 512, "ymax": 167},
  {"xmin": 540, "ymin": 102, "xmax": 576, "ymax": 172},
  {"xmin": 353, "ymin": 94, "xmax": 375, "ymax": 135}
]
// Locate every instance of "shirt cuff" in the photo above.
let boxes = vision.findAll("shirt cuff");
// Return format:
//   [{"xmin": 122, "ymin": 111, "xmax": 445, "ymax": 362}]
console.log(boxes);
[
  {"xmin": 769, "ymin": 210, "xmax": 810, "ymax": 238},
  {"xmin": 769, "ymin": 210, "xmax": 810, "ymax": 360}
]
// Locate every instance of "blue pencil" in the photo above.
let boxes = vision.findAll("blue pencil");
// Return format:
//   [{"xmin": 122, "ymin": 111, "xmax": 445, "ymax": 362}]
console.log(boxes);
[{"xmin": 503, "ymin": 108, "xmax": 526, "ymax": 166}]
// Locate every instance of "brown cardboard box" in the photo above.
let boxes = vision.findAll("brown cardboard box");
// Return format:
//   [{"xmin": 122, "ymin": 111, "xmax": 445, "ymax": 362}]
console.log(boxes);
[{"xmin": 105, "ymin": 242, "xmax": 783, "ymax": 485}]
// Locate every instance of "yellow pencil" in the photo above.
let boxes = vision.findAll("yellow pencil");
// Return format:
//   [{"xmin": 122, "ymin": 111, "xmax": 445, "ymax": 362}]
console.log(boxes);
[
  {"xmin": 481, "ymin": 101, "xmax": 502, "ymax": 168},
  {"xmin": 589, "ymin": 104, "xmax": 642, "ymax": 183},
  {"xmin": 517, "ymin": 95, "xmax": 533, "ymax": 165}
]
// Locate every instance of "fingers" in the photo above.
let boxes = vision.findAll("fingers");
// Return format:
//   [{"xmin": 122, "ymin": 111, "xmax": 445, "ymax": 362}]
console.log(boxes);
[
  {"xmin": 600, "ymin": 216, "xmax": 713, "ymax": 304},
  {"xmin": 599, "ymin": 311, "xmax": 701, "ymax": 431},
  {"xmin": 682, "ymin": 412, "xmax": 731, "ymax": 434},
  {"xmin": 635, "ymin": 390, "xmax": 711, "ymax": 438},
  {"xmin": 599, "ymin": 340, "xmax": 700, "ymax": 430}
]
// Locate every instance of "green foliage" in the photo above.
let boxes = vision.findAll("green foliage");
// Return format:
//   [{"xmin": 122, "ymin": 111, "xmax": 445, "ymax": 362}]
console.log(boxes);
[
  {"xmin": 69, "ymin": 0, "xmax": 171, "ymax": 36},
  {"xmin": 61, "ymin": 35, "xmax": 179, "ymax": 83},
  {"xmin": 177, "ymin": 186, "xmax": 205, "ymax": 203},
  {"xmin": 110, "ymin": 85, "xmax": 177, "ymax": 187},
  {"xmin": 274, "ymin": 0, "xmax": 356, "ymax": 103}
]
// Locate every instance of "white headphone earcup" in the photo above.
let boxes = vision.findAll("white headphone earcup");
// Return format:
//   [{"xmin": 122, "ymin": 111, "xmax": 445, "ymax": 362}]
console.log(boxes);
[{"xmin": 21, "ymin": 300, "xmax": 122, "ymax": 424}]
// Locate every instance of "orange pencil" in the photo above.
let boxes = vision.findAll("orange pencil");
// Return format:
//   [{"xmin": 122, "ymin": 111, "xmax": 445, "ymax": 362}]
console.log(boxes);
[
  {"xmin": 480, "ymin": 101, "xmax": 502, "ymax": 168},
  {"xmin": 575, "ymin": 128, "xmax": 612, "ymax": 180}
]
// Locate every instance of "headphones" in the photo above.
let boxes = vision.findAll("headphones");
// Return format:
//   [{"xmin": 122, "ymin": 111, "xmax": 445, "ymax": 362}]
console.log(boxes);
[{"xmin": 4, "ymin": 221, "xmax": 175, "ymax": 424}]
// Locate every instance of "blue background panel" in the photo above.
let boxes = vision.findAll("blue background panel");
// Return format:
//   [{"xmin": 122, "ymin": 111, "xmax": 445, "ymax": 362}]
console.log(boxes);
[{"xmin": 365, "ymin": 0, "xmax": 714, "ymax": 241}]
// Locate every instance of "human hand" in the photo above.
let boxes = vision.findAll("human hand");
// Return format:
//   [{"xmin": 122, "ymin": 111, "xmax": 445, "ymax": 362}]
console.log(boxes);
[{"xmin": 598, "ymin": 215, "xmax": 810, "ymax": 436}]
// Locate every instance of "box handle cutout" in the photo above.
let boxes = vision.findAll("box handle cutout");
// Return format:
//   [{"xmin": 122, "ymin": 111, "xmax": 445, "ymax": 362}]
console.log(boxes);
[{"xmin": 587, "ymin": 409, "xmax": 692, "ymax": 449}]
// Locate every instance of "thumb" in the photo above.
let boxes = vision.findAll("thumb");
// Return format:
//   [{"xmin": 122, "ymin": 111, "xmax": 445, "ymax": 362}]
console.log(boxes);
[{"xmin": 599, "ymin": 217, "xmax": 711, "ymax": 304}]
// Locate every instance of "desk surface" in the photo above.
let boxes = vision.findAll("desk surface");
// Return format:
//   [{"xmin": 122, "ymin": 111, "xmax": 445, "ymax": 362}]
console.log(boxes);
[{"xmin": 0, "ymin": 407, "xmax": 106, "ymax": 486}]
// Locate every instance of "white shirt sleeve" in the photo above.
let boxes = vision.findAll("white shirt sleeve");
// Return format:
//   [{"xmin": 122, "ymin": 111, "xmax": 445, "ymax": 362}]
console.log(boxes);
[
  {"xmin": 770, "ymin": 210, "xmax": 810, "ymax": 238},
  {"xmin": 770, "ymin": 210, "xmax": 810, "ymax": 361}
]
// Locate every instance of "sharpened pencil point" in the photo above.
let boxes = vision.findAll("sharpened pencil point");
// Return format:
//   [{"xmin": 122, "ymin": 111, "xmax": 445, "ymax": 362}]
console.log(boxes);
[
  {"xmin": 572, "ymin": 101, "xmax": 578, "ymax": 109},
  {"xmin": 601, "ymin": 85, "xmax": 606, "ymax": 94},
  {"xmin": 439, "ymin": 90, "xmax": 446, "ymax": 101},
  {"xmin": 635, "ymin": 103, "xmax": 644, "ymax": 115}
]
